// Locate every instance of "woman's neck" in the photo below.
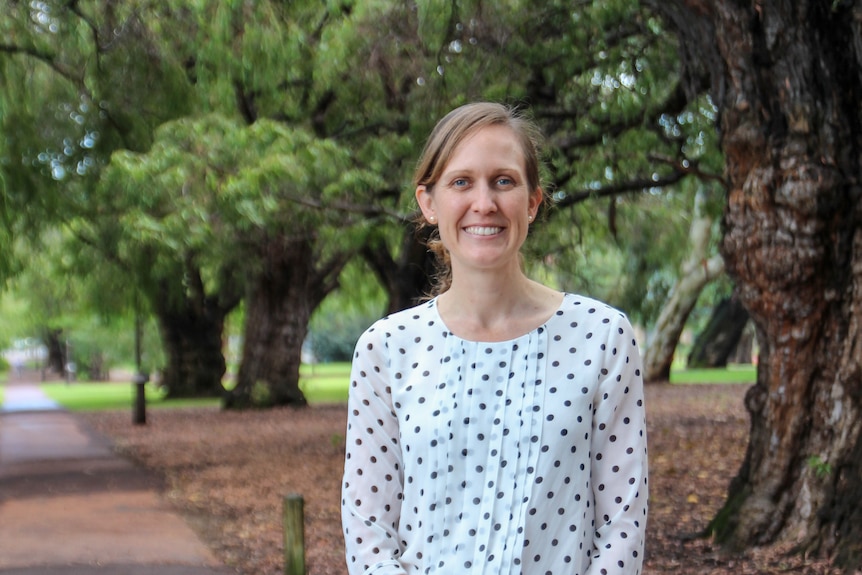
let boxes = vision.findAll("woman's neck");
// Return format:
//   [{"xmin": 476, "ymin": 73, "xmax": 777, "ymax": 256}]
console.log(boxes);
[{"xmin": 437, "ymin": 271, "xmax": 563, "ymax": 342}]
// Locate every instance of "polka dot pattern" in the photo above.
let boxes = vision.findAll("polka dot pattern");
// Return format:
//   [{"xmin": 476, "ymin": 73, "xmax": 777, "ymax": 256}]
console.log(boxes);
[{"xmin": 342, "ymin": 293, "xmax": 648, "ymax": 575}]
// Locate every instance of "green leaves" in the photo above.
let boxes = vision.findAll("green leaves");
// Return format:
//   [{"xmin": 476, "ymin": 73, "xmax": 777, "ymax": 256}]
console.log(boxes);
[{"xmin": 94, "ymin": 113, "xmax": 378, "ymax": 295}]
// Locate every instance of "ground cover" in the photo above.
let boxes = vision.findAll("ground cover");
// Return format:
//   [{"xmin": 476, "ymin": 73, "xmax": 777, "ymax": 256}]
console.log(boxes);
[
  {"xmin": 79, "ymin": 382, "xmax": 843, "ymax": 575},
  {"xmin": 23, "ymin": 363, "xmax": 352, "ymax": 411}
]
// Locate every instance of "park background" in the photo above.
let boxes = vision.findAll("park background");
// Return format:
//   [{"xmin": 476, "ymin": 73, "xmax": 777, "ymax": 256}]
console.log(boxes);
[{"xmin": 2, "ymin": 1, "xmax": 861, "ymax": 574}]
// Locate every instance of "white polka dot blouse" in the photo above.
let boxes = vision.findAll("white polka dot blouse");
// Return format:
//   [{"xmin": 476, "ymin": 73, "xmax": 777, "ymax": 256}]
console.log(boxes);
[{"xmin": 342, "ymin": 293, "xmax": 648, "ymax": 575}]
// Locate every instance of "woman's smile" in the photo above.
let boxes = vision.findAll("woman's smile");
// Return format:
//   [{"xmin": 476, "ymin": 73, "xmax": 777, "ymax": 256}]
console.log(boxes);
[{"xmin": 464, "ymin": 225, "xmax": 504, "ymax": 236}]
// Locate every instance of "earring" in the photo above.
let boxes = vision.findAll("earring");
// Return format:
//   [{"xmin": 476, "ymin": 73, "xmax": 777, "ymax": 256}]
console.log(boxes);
[
  {"xmin": 429, "ymin": 215, "xmax": 436, "ymax": 224},
  {"xmin": 528, "ymin": 214, "xmax": 534, "ymax": 222}
]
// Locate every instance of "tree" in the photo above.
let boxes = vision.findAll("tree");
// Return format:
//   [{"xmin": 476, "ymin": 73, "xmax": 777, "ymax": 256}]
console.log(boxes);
[
  {"xmin": 2, "ymin": 0, "xmax": 734, "ymax": 409},
  {"xmin": 649, "ymin": 0, "xmax": 862, "ymax": 567},
  {"xmin": 358, "ymin": 0, "xmax": 729, "ymax": 323},
  {"xmin": 0, "ymin": 1, "xmax": 217, "ymax": 394},
  {"xmin": 1, "ymin": 1, "xmax": 389, "ymax": 401},
  {"xmin": 99, "ymin": 114, "xmax": 380, "ymax": 405},
  {"xmin": 686, "ymin": 295, "xmax": 750, "ymax": 369},
  {"xmin": 643, "ymin": 188, "xmax": 724, "ymax": 381}
]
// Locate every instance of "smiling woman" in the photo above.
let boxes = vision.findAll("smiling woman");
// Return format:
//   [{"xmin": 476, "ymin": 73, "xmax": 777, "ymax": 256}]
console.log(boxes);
[
  {"xmin": 341, "ymin": 102, "xmax": 649, "ymax": 575},
  {"xmin": 416, "ymin": 124, "xmax": 542, "ymax": 295}
]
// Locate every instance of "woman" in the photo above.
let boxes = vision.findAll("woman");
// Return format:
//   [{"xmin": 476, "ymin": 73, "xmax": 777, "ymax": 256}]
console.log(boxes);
[{"xmin": 342, "ymin": 102, "xmax": 648, "ymax": 575}]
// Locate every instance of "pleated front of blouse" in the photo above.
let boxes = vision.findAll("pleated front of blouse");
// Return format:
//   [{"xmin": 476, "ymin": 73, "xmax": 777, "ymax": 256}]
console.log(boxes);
[{"xmin": 398, "ymin": 325, "xmax": 547, "ymax": 574}]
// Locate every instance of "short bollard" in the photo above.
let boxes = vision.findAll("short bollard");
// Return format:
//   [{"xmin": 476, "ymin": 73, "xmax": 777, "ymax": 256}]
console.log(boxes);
[
  {"xmin": 283, "ymin": 493, "xmax": 306, "ymax": 575},
  {"xmin": 132, "ymin": 372, "xmax": 149, "ymax": 426}
]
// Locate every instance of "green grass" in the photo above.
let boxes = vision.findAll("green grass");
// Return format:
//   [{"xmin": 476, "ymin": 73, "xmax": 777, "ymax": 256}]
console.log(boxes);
[
  {"xmin": 29, "ymin": 363, "xmax": 354, "ymax": 411},
  {"xmin": 39, "ymin": 382, "xmax": 220, "ymax": 411},
  {"xmin": 8, "ymin": 362, "xmax": 754, "ymax": 412},
  {"xmin": 669, "ymin": 364, "xmax": 757, "ymax": 384},
  {"xmin": 298, "ymin": 362, "xmax": 351, "ymax": 403}
]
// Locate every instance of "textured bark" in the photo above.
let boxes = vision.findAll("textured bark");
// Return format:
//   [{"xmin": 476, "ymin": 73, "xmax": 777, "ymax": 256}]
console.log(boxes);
[
  {"xmin": 153, "ymin": 289, "xmax": 229, "ymax": 398},
  {"xmin": 642, "ymin": 251, "xmax": 724, "ymax": 382},
  {"xmin": 687, "ymin": 296, "xmax": 750, "ymax": 368},
  {"xmin": 651, "ymin": 0, "xmax": 862, "ymax": 567},
  {"xmin": 644, "ymin": 190, "xmax": 724, "ymax": 382},
  {"xmin": 362, "ymin": 224, "xmax": 436, "ymax": 315},
  {"xmin": 225, "ymin": 236, "xmax": 347, "ymax": 409}
]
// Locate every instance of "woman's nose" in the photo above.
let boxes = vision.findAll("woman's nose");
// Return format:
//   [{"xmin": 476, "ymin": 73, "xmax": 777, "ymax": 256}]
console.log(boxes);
[{"xmin": 472, "ymin": 183, "xmax": 497, "ymax": 213}]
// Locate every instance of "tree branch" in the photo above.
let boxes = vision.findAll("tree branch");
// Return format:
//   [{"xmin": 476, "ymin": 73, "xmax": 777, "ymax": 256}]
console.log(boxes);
[
  {"xmin": 281, "ymin": 192, "xmax": 411, "ymax": 223},
  {"xmin": 553, "ymin": 170, "xmax": 689, "ymax": 209},
  {"xmin": 0, "ymin": 43, "xmax": 83, "ymax": 85}
]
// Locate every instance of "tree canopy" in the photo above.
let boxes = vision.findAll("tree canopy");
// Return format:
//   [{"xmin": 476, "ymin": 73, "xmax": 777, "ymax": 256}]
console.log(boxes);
[{"xmin": 1, "ymin": 0, "xmax": 727, "ymax": 402}]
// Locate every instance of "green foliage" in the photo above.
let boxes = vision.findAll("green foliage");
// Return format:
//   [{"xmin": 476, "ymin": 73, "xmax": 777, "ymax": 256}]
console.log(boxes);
[
  {"xmin": 309, "ymin": 260, "xmax": 386, "ymax": 362},
  {"xmin": 95, "ymin": 113, "xmax": 380, "ymax": 311},
  {"xmin": 806, "ymin": 456, "xmax": 833, "ymax": 479},
  {"xmin": 0, "ymin": 0, "xmax": 731, "ymax": 395},
  {"xmin": 0, "ymin": 229, "xmax": 163, "ymax": 376}
]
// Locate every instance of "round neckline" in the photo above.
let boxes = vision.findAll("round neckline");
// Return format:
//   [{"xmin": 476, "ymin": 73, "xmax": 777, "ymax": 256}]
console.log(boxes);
[{"xmin": 431, "ymin": 293, "xmax": 569, "ymax": 344}]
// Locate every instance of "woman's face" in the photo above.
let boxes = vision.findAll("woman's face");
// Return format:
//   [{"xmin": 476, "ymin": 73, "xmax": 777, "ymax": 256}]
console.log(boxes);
[{"xmin": 416, "ymin": 124, "xmax": 542, "ymax": 277}]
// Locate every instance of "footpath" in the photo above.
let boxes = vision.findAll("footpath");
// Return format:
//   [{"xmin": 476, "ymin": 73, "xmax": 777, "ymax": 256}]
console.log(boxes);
[{"xmin": 0, "ymin": 374, "xmax": 234, "ymax": 575}]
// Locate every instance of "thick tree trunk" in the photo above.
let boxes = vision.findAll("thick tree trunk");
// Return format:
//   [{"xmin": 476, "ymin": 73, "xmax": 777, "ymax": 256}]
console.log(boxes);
[
  {"xmin": 644, "ymin": 189, "xmax": 724, "ymax": 382},
  {"xmin": 652, "ymin": 0, "xmax": 862, "ymax": 566},
  {"xmin": 41, "ymin": 328, "xmax": 66, "ymax": 376},
  {"xmin": 225, "ymin": 236, "xmax": 345, "ymax": 409},
  {"xmin": 362, "ymin": 224, "xmax": 435, "ymax": 315},
  {"xmin": 686, "ymin": 296, "xmax": 750, "ymax": 368},
  {"xmin": 152, "ymin": 284, "xmax": 229, "ymax": 398}
]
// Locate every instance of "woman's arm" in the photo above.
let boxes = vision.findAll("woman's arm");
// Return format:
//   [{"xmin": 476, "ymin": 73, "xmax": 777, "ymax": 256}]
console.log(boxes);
[
  {"xmin": 342, "ymin": 325, "xmax": 409, "ymax": 575},
  {"xmin": 588, "ymin": 313, "xmax": 649, "ymax": 575}
]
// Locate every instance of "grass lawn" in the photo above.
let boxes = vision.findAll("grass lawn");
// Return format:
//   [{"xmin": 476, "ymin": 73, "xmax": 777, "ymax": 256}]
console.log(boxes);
[
  {"xmin": 38, "ymin": 382, "xmax": 220, "ymax": 411},
  {"xmin": 27, "ymin": 363, "xmax": 354, "ymax": 411},
  {"xmin": 4, "ymin": 362, "xmax": 755, "ymax": 412},
  {"xmin": 669, "ymin": 364, "xmax": 756, "ymax": 384}
]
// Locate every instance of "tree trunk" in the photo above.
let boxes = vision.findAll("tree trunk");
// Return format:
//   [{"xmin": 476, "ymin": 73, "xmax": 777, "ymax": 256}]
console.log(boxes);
[
  {"xmin": 686, "ymin": 296, "xmax": 750, "ymax": 368},
  {"xmin": 652, "ymin": 0, "xmax": 862, "ymax": 566},
  {"xmin": 152, "ymin": 284, "xmax": 229, "ymax": 398},
  {"xmin": 224, "ymin": 236, "xmax": 346, "ymax": 409},
  {"xmin": 644, "ymin": 189, "xmax": 724, "ymax": 382},
  {"xmin": 362, "ymin": 223, "xmax": 435, "ymax": 315},
  {"xmin": 41, "ymin": 328, "xmax": 66, "ymax": 376},
  {"xmin": 729, "ymin": 321, "xmax": 756, "ymax": 365}
]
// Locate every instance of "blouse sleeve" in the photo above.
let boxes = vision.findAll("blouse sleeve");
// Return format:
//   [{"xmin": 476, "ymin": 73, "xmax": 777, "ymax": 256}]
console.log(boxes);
[
  {"xmin": 587, "ymin": 313, "xmax": 649, "ymax": 575},
  {"xmin": 341, "ymin": 324, "xmax": 408, "ymax": 575}
]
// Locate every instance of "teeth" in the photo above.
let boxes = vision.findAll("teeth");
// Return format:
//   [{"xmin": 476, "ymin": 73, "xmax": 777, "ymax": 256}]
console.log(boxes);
[{"xmin": 465, "ymin": 226, "xmax": 502, "ymax": 236}]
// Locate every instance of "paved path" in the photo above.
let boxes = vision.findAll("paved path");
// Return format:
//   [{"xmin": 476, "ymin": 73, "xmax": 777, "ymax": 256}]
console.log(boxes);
[{"xmin": 0, "ymin": 378, "xmax": 234, "ymax": 574}]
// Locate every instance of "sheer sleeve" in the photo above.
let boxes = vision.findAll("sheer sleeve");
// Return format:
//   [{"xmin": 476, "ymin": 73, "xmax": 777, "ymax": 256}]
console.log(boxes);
[
  {"xmin": 342, "ymin": 324, "xmax": 408, "ymax": 575},
  {"xmin": 587, "ymin": 313, "xmax": 649, "ymax": 575}
]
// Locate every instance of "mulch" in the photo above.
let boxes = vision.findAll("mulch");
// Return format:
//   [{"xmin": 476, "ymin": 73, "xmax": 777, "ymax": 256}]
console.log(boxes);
[{"xmin": 78, "ymin": 383, "xmax": 845, "ymax": 575}]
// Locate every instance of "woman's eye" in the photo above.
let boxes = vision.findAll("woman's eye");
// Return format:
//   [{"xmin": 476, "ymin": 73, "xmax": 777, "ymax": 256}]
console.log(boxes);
[
  {"xmin": 453, "ymin": 178, "xmax": 469, "ymax": 187},
  {"xmin": 497, "ymin": 177, "xmax": 514, "ymax": 186}
]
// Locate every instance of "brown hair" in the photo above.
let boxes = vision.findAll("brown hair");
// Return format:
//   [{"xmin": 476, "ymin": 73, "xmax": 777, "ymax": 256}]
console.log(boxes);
[{"xmin": 413, "ymin": 102, "xmax": 547, "ymax": 295}]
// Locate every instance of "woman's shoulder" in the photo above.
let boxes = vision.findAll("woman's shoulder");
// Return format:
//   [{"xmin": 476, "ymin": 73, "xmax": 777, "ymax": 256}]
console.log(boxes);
[
  {"xmin": 355, "ymin": 299, "xmax": 440, "ymax": 347},
  {"xmin": 556, "ymin": 293, "xmax": 635, "ymax": 332},
  {"xmin": 559, "ymin": 292, "xmax": 627, "ymax": 316}
]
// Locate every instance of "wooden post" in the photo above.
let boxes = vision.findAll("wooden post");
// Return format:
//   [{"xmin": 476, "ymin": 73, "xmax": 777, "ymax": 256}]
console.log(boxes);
[
  {"xmin": 283, "ymin": 493, "xmax": 305, "ymax": 575},
  {"xmin": 132, "ymin": 373, "xmax": 148, "ymax": 426}
]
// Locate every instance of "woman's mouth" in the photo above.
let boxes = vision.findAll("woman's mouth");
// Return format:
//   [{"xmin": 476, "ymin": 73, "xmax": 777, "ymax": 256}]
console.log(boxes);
[{"xmin": 464, "ymin": 226, "xmax": 503, "ymax": 236}]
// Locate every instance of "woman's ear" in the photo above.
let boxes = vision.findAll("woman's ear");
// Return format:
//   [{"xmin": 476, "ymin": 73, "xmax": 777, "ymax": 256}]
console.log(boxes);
[
  {"xmin": 416, "ymin": 185, "xmax": 436, "ymax": 223},
  {"xmin": 528, "ymin": 187, "xmax": 544, "ymax": 219}
]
